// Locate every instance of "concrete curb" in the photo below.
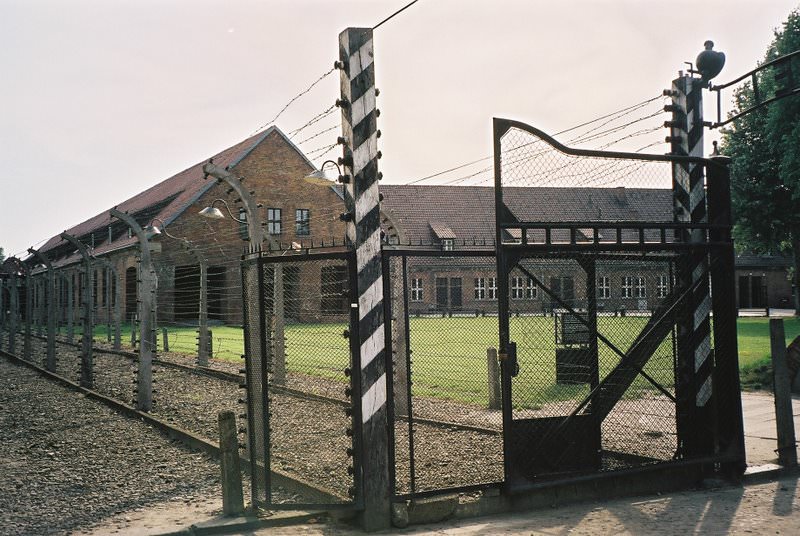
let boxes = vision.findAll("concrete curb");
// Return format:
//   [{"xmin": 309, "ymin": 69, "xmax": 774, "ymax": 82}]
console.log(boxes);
[{"xmin": 153, "ymin": 511, "xmax": 326, "ymax": 536}]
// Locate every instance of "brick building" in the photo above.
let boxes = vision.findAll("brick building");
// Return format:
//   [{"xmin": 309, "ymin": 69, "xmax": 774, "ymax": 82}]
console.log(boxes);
[
  {"xmin": 734, "ymin": 253, "xmax": 794, "ymax": 310},
  {"xmin": 379, "ymin": 184, "xmax": 675, "ymax": 315},
  {"xmin": 26, "ymin": 126, "xmax": 347, "ymax": 326}
]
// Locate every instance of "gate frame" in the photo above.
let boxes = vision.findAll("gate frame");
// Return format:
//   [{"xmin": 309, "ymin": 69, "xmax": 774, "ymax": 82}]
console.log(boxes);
[
  {"xmin": 242, "ymin": 248, "xmax": 364, "ymax": 511},
  {"xmin": 493, "ymin": 118, "xmax": 746, "ymax": 490}
]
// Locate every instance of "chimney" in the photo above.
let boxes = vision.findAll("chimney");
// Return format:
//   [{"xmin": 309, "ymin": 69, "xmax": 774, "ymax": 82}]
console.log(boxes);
[{"xmin": 614, "ymin": 186, "xmax": 627, "ymax": 204}]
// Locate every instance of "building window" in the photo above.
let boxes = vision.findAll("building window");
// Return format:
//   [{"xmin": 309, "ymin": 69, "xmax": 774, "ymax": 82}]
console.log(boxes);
[
  {"xmin": 296, "ymin": 208, "xmax": 310, "ymax": 236},
  {"xmin": 621, "ymin": 276, "xmax": 634, "ymax": 298},
  {"xmin": 634, "ymin": 276, "xmax": 646, "ymax": 298},
  {"xmin": 411, "ymin": 278, "xmax": 423, "ymax": 301},
  {"xmin": 511, "ymin": 277, "xmax": 524, "ymax": 300},
  {"xmin": 442, "ymin": 239, "xmax": 454, "ymax": 251},
  {"xmin": 656, "ymin": 275, "xmax": 668, "ymax": 298},
  {"xmin": 238, "ymin": 208, "xmax": 248, "ymax": 239},
  {"xmin": 93, "ymin": 270, "xmax": 98, "ymax": 307},
  {"xmin": 598, "ymin": 276, "xmax": 611, "ymax": 299},
  {"xmin": 474, "ymin": 278, "xmax": 486, "ymax": 300},
  {"xmin": 488, "ymin": 277, "xmax": 497, "ymax": 300},
  {"xmin": 267, "ymin": 208, "xmax": 282, "ymax": 235},
  {"xmin": 526, "ymin": 277, "xmax": 538, "ymax": 299}
]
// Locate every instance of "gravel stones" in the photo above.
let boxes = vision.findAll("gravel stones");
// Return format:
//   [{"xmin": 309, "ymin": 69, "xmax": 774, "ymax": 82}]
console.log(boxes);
[{"xmin": 0, "ymin": 357, "xmax": 223, "ymax": 536}]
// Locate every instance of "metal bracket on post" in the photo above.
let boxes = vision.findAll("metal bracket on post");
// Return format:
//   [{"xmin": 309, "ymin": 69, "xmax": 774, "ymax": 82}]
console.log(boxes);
[
  {"xmin": 28, "ymin": 248, "xmax": 57, "ymax": 372},
  {"xmin": 59, "ymin": 233, "xmax": 94, "ymax": 389},
  {"xmin": 109, "ymin": 209, "xmax": 156, "ymax": 411},
  {"xmin": 338, "ymin": 26, "xmax": 390, "ymax": 530}
]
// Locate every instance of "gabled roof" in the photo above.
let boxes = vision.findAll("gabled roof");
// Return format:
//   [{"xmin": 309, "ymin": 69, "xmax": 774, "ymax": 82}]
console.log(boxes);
[
  {"xmin": 380, "ymin": 185, "xmax": 672, "ymax": 246},
  {"xmin": 35, "ymin": 126, "xmax": 310, "ymax": 264},
  {"xmin": 735, "ymin": 252, "xmax": 792, "ymax": 269}
]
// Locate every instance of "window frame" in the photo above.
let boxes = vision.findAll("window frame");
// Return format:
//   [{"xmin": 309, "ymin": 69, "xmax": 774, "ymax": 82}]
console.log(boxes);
[
  {"xmin": 410, "ymin": 278, "xmax": 424, "ymax": 301},
  {"xmin": 656, "ymin": 275, "xmax": 668, "ymax": 298},
  {"xmin": 238, "ymin": 208, "xmax": 248, "ymax": 239},
  {"xmin": 441, "ymin": 238, "xmax": 454, "ymax": 251},
  {"xmin": 598, "ymin": 276, "xmax": 611, "ymax": 299},
  {"xmin": 474, "ymin": 277, "xmax": 486, "ymax": 300},
  {"xmin": 621, "ymin": 276, "xmax": 634, "ymax": 298},
  {"xmin": 634, "ymin": 276, "xmax": 646, "ymax": 298},
  {"xmin": 267, "ymin": 207, "xmax": 282, "ymax": 235},
  {"xmin": 511, "ymin": 276, "xmax": 524, "ymax": 300},
  {"xmin": 295, "ymin": 208, "xmax": 310, "ymax": 236}
]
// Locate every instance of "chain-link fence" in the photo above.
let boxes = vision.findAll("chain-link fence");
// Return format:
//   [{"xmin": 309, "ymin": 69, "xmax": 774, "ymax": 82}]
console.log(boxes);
[{"xmin": 243, "ymin": 251, "xmax": 359, "ymax": 508}]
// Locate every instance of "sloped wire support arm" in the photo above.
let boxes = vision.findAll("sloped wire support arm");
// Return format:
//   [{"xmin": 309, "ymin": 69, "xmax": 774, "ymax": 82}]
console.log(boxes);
[
  {"xmin": 109, "ymin": 209, "xmax": 156, "ymax": 411},
  {"xmin": 27, "ymin": 248, "xmax": 57, "ymax": 372},
  {"xmin": 59, "ymin": 233, "xmax": 94, "ymax": 389}
]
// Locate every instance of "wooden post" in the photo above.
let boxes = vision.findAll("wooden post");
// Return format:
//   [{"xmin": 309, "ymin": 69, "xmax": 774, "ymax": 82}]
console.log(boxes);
[
  {"xmin": 770, "ymin": 319, "xmax": 798, "ymax": 466},
  {"xmin": 338, "ymin": 27, "xmax": 390, "ymax": 530},
  {"xmin": 487, "ymin": 347, "xmax": 501, "ymax": 410},
  {"xmin": 218, "ymin": 411, "xmax": 244, "ymax": 515}
]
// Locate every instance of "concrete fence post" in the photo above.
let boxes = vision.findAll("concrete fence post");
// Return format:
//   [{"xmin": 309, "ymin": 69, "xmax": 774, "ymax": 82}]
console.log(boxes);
[
  {"xmin": 28, "ymin": 248, "xmax": 57, "ymax": 372},
  {"xmin": 218, "ymin": 411, "xmax": 244, "ymax": 516},
  {"xmin": 60, "ymin": 233, "xmax": 94, "ymax": 389},
  {"xmin": 487, "ymin": 347, "xmax": 501, "ymax": 410},
  {"xmin": 0, "ymin": 278, "xmax": 5, "ymax": 351},
  {"xmin": 162, "ymin": 327, "xmax": 169, "ymax": 352},
  {"xmin": 66, "ymin": 271, "xmax": 74, "ymax": 344},
  {"xmin": 110, "ymin": 208, "xmax": 156, "ymax": 412},
  {"xmin": 770, "ymin": 319, "xmax": 798, "ymax": 467}
]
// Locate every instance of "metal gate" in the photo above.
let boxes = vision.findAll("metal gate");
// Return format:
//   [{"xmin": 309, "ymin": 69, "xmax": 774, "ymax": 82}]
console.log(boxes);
[
  {"xmin": 494, "ymin": 119, "xmax": 745, "ymax": 490},
  {"xmin": 241, "ymin": 249, "xmax": 362, "ymax": 509}
]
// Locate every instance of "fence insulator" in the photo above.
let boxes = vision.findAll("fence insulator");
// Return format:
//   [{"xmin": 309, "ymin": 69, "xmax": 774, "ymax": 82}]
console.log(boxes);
[
  {"xmin": 238, "ymin": 383, "xmax": 247, "ymax": 389},
  {"xmin": 345, "ymin": 428, "xmax": 353, "ymax": 437},
  {"xmin": 663, "ymin": 104, "xmax": 681, "ymax": 113},
  {"xmin": 344, "ymin": 387, "xmax": 353, "ymax": 398},
  {"xmin": 347, "ymin": 466, "xmax": 354, "ymax": 475},
  {"xmin": 336, "ymin": 98, "xmax": 350, "ymax": 109},
  {"xmin": 344, "ymin": 366, "xmax": 351, "ymax": 376}
]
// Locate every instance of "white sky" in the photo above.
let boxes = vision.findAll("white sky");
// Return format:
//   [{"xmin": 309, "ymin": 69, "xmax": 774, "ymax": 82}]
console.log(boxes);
[{"xmin": 1, "ymin": 0, "xmax": 797, "ymax": 258}]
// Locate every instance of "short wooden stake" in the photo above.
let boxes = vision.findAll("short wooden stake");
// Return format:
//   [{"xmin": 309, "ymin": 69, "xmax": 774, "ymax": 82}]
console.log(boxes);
[
  {"xmin": 487, "ymin": 347, "xmax": 501, "ymax": 410},
  {"xmin": 770, "ymin": 319, "xmax": 798, "ymax": 467},
  {"xmin": 218, "ymin": 411, "xmax": 244, "ymax": 515},
  {"xmin": 162, "ymin": 327, "xmax": 169, "ymax": 352}
]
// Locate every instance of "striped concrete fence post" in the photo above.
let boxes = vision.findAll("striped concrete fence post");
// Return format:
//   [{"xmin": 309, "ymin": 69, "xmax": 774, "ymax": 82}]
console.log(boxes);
[
  {"xmin": 668, "ymin": 74, "xmax": 714, "ymax": 458},
  {"xmin": 338, "ymin": 27, "xmax": 390, "ymax": 530}
]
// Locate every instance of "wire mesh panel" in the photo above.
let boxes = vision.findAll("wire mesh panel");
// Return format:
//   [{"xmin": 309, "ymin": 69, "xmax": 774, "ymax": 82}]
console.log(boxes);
[
  {"xmin": 494, "ymin": 118, "xmax": 742, "ymax": 488},
  {"xmin": 388, "ymin": 251, "xmax": 504, "ymax": 498},
  {"xmin": 244, "ymin": 251, "xmax": 359, "ymax": 509}
]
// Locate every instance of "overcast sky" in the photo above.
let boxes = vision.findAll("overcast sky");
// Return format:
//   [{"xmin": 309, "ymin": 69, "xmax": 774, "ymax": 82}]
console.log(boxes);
[{"xmin": 1, "ymin": 0, "xmax": 797, "ymax": 258}]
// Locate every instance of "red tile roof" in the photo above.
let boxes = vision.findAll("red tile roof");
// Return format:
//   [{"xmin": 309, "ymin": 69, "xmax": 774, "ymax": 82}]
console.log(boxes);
[{"xmin": 35, "ymin": 126, "xmax": 302, "ymax": 265}]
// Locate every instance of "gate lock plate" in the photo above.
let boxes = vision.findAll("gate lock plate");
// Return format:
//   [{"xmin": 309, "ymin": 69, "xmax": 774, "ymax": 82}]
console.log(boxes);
[{"xmin": 499, "ymin": 341, "xmax": 519, "ymax": 377}]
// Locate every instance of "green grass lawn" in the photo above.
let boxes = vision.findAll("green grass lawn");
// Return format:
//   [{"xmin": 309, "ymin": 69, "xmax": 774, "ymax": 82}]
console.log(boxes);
[{"xmin": 70, "ymin": 315, "xmax": 798, "ymax": 405}]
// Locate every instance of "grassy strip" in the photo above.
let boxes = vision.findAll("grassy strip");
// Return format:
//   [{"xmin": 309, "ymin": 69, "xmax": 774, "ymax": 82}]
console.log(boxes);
[{"xmin": 65, "ymin": 316, "xmax": 799, "ymax": 403}]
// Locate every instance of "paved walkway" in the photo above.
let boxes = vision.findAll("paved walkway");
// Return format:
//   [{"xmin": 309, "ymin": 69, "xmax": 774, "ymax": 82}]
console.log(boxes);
[
  {"xmin": 741, "ymin": 391, "xmax": 800, "ymax": 466},
  {"xmin": 77, "ymin": 392, "xmax": 800, "ymax": 536}
]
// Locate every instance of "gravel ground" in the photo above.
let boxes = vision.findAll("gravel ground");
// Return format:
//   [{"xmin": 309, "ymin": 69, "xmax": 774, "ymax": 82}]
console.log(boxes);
[
  {"xmin": 0, "ymin": 356, "xmax": 224, "ymax": 536},
  {"xmin": 1, "ymin": 329, "xmax": 695, "ymax": 531}
]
